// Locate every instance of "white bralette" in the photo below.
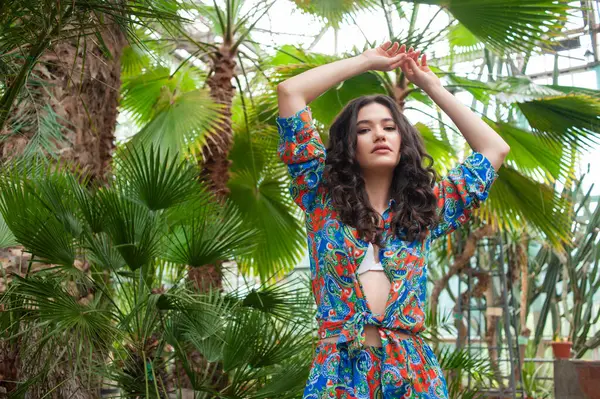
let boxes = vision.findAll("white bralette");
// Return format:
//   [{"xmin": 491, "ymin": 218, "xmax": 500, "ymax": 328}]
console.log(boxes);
[{"xmin": 356, "ymin": 243, "xmax": 384, "ymax": 275}]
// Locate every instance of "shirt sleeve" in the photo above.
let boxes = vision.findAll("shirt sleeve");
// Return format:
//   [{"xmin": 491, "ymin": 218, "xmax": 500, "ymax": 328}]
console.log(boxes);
[
  {"xmin": 276, "ymin": 106, "xmax": 326, "ymax": 213},
  {"xmin": 430, "ymin": 151, "xmax": 499, "ymax": 240}
]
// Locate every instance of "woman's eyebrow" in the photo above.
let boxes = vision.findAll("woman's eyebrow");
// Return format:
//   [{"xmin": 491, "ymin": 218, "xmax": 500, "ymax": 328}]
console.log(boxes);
[{"xmin": 356, "ymin": 118, "xmax": 394, "ymax": 125}]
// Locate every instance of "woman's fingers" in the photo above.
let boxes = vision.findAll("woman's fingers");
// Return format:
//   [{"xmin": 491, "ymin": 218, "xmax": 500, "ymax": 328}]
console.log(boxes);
[
  {"xmin": 386, "ymin": 42, "xmax": 400, "ymax": 56},
  {"xmin": 389, "ymin": 52, "xmax": 408, "ymax": 68},
  {"xmin": 379, "ymin": 41, "xmax": 392, "ymax": 52},
  {"xmin": 404, "ymin": 57, "xmax": 420, "ymax": 74},
  {"xmin": 421, "ymin": 54, "xmax": 427, "ymax": 67}
]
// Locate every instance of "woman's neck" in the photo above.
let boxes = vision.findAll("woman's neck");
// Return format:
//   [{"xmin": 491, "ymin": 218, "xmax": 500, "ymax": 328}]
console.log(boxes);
[{"xmin": 362, "ymin": 170, "xmax": 393, "ymax": 215}]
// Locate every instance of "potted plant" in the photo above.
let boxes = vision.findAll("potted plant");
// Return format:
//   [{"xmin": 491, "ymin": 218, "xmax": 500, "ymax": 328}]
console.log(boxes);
[{"xmin": 551, "ymin": 334, "xmax": 572, "ymax": 360}]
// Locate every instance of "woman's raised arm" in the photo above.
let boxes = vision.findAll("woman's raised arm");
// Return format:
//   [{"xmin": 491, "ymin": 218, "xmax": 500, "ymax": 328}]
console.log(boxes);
[{"xmin": 277, "ymin": 42, "xmax": 408, "ymax": 117}]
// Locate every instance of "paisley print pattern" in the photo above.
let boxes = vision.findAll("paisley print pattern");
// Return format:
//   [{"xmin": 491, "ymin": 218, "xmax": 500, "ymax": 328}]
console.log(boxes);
[{"xmin": 277, "ymin": 106, "xmax": 498, "ymax": 398}]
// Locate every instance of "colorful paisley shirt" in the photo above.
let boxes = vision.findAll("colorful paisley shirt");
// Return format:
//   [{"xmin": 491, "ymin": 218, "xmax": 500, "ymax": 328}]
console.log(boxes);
[{"xmin": 277, "ymin": 105, "xmax": 498, "ymax": 397}]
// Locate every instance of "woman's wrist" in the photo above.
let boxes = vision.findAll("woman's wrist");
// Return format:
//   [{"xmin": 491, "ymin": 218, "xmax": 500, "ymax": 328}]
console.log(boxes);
[
  {"xmin": 423, "ymin": 83, "xmax": 448, "ymax": 101},
  {"xmin": 354, "ymin": 53, "xmax": 375, "ymax": 73}
]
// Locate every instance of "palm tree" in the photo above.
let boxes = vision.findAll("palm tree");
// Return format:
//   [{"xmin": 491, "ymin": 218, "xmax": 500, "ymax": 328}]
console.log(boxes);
[
  {"xmin": 120, "ymin": 0, "xmax": 311, "ymax": 288},
  {"xmin": 0, "ymin": 1, "xmax": 181, "ymax": 393},
  {"xmin": 0, "ymin": 1, "xmax": 181, "ymax": 175},
  {"xmin": 0, "ymin": 145, "xmax": 316, "ymax": 396}
]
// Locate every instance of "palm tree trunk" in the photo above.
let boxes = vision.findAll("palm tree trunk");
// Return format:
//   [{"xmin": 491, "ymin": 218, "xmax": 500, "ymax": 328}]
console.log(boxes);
[
  {"xmin": 189, "ymin": 43, "xmax": 237, "ymax": 293},
  {"xmin": 0, "ymin": 23, "xmax": 125, "ymax": 396},
  {"xmin": 179, "ymin": 43, "xmax": 237, "ymax": 393},
  {"xmin": 0, "ymin": 26, "xmax": 124, "ymax": 181}
]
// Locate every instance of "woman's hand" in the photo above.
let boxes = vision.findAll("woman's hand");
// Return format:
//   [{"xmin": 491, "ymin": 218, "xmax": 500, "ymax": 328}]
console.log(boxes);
[
  {"xmin": 399, "ymin": 52, "xmax": 442, "ymax": 92},
  {"xmin": 360, "ymin": 41, "xmax": 407, "ymax": 72}
]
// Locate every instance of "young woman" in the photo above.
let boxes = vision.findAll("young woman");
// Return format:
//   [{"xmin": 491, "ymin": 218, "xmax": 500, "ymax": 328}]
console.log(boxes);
[{"xmin": 277, "ymin": 42, "xmax": 509, "ymax": 399}]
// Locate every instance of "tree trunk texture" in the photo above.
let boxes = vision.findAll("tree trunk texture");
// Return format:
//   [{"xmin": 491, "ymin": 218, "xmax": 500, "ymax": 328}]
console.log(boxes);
[
  {"xmin": 177, "ymin": 44, "xmax": 237, "ymax": 394},
  {"xmin": 0, "ymin": 26, "xmax": 124, "ymax": 182},
  {"xmin": 198, "ymin": 44, "xmax": 236, "ymax": 200},
  {"xmin": 0, "ymin": 23, "xmax": 125, "ymax": 397},
  {"xmin": 190, "ymin": 43, "xmax": 237, "ymax": 294}
]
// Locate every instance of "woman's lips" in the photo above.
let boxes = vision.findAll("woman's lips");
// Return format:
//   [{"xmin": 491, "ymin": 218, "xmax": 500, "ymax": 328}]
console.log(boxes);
[{"xmin": 373, "ymin": 148, "xmax": 392, "ymax": 154}]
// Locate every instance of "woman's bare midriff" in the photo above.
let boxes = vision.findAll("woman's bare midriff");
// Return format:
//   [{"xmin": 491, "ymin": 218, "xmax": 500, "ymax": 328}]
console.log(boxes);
[{"xmin": 320, "ymin": 269, "xmax": 411, "ymax": 347}]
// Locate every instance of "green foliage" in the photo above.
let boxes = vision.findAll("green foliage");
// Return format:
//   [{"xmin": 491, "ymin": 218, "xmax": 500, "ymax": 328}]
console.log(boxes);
[
  {"xmin": 0, "ymin": 144, "xmax": 313, "ymax": 396},
  {"xmin": 228, "ymin": 102, "xmax": 306, "ymax": 280},
  {"xmin": 291, "ymin": 0, "xmax": 379, "ymax": 28},
  {"xmin": 518, "ymin": 94, "xmax": 600, "ymax": 150},
  {"xmin": 531, "ymin": 177, "xmax": 600, "ymax": 358},
  {"xmin": 129, "ymin": 88, "xmax": 225, "ymax": 160},
  {"xmin": 0, "ymin": 0, "xmax": 183, "ymax": 130},
  {"xmin": 411, "ymin": 0, "xmax": 571, "ymax": 53}
]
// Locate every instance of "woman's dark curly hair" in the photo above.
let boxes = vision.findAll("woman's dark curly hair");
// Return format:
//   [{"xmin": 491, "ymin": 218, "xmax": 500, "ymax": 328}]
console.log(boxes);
[{"xmin": 324, "ymin": 94, "xmax": 439, "ymax": 246}]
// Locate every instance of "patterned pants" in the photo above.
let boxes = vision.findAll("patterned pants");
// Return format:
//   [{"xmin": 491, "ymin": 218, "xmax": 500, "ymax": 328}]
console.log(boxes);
[{"xmin": 302, "ymin": 335, "xmax": 448, "ymax": 399}]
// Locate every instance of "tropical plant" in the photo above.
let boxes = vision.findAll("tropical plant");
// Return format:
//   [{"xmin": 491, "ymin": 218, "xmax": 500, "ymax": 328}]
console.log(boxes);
[
  {"xmin": 529, "ymin": 176, "xmax": 600, "ymax": 358},
  {"xmin": 0, "ymin": 145, "xmax": 315, "ymax": 397},
  {"xmin": 0, "ymin": 0, "xmax": 182, "ymax": 177},
  {"xmin": 118, "ymin": 0, "xmax": 309, "ymax": 287},
  {"xmin": 522, "ymin": 344, "xmax": 553, "ymax": 399}
]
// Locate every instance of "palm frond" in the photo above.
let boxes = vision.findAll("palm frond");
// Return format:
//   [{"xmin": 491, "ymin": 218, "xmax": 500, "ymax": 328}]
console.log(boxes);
[
  {"xmin": 226, "ymin": 275, "xmax": 315, "ymax": 323},
  {"xmin": 121, "ymin": 44, "xmax": 152, "ymax": 77},
  {"xmin": 121, "ymin": 66, "xmax": 202, "ymax": 125},
  {"xmin": 0, "ymin": 212, "xmax": 17, "ymax": 249},
  {"xmin": 85, "ymin": 232, "xmax": 127, "ymax": 272},
  {"xmin": 447, "ymin": 22, "xmax": 481, "ymax": 49},
  {"xmin": 491, "ymin": 120, "xmax": 566, "ymax": 181},
  {"xmin": 222, "ymin": 307, "xmax": 311, "ymax": 374},
  {"xmin": 290, "ymin": 0, "xmax": 379, "ymax": 28},
  {"xmin": 8, "ymin": 274, "xmax": 116, "ymax": 345},
  {"xmin": 0, "ymin": 164, "xmax": 81, "ymax": 267},
  {"xmin": 164, "ymin": 199, "xmax": 257, "ymax": 268},
  {"xmin": 492, "ymin": 77, "xmax": 564, "ymax": 103},
  {"xmin": 412, "ymin": 0, "xmax": 573, "ymax": 53},
  {"xmin": 228, "ymin": 109, "xmax": 306, "ymax": 280},
  {"xmin": 481, "ymin": 166, "xmax": 571, "ymax": 247},
  {"xmin": 517, "ymin": 94, "xmax": 600, "ymax": 150},
  {"xmin": 19, "ymin": 105, "xmax": 72, "ymax": 160},
  {"xmin": 130, "ymin": 88, "xmax": 225, "ymax": 161},
  {"xmin": 98, "ymin": 189, "xmax": 164, "ymax": 271},
  {"xmin": 414, "ymin": 122, "xmax": 457, "ymax": 171},
  {"xmin": 114, "ymin": 143, "xmax": 200, "ymax": 211}
]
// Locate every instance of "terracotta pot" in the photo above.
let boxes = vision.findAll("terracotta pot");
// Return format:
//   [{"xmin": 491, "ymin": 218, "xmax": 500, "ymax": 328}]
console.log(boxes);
[{"xmin": 551, "ymin": 341, "xmax": 572, "ymax": 359}]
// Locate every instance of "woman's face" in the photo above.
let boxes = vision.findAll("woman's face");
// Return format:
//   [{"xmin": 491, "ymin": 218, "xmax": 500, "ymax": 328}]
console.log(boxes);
[{"xmin": 354, "ymin": 102, "xmax": 402, "ymax": 172}]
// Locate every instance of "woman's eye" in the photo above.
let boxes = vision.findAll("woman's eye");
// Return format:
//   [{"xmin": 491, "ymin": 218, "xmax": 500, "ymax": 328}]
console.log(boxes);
[
  {"xmin": 358, "ymin": 129, "xmax": 369, "ymax": 134},
  {"xmin": 384, "ymin": 126, "xmax": 396, "ymax": 131}
]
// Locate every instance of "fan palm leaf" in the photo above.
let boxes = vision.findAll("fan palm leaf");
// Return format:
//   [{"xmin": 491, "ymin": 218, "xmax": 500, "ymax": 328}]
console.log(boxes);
[
  {"xmin": 165, "ymin": 199, "xmax": 257, "ymax": 268},
  {"xmin": 129, "ymin": 88, "xmax": 225, "ymax": 161},
  {"xmin": 121, "ymin": 66, "xmax": 203, "ymax": 126},
  {"xmin": 114, "ymin": 143, "xmax": 200, "ymax": 211},
  {"xmin": 517, "ymin": 94, "xmax": 600, "ymax": 150},
  {"xmin": 290, "ymin": 0, "xmax": 379, "ymax": 28},
  {"xmin": 410, "ymin": 0, "xmax": 572, "ymax": 53},
  {"xmin": 0, "ymin": 163, "xmax": 83, "ymax": 267},
  {"xmin": 481, "ymin": 165, "xmax": 570, "ymax": 246},
  {"xmin": 228, "ymin": 103, "xmax": 306, "ymax": 280},
  {"xmin": 97, "ymin": 189, "xmax": 164, "ymax": 271}
]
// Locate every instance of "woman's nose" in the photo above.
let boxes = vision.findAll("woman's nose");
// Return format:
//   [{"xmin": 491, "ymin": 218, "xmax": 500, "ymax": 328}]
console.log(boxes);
[{"xmin": 374, "ymin": 127, "xmax": 386, "ymax": 139}]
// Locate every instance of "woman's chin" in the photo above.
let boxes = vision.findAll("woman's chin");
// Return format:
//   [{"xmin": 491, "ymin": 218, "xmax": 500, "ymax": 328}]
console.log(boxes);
[{"xmin": 364, "ymin": 159, "xmax": 398, "ymax": 171}]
